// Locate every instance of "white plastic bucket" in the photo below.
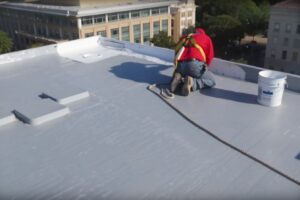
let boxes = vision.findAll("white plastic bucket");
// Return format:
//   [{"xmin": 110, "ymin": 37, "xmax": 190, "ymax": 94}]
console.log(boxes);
[{"xmin": 257, "ymin": 70, "xmax": 287, "ymax": 107}]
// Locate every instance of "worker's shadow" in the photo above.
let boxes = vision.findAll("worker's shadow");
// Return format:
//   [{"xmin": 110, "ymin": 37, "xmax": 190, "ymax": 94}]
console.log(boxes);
[
  {"xmin": 295, "ymin": 153, "xmax": 300, "ymax": 160},
  {"xmin": 201, "ymin": 87, "xmax": 258, "ymax": 105},
  {"xmin": 110, "ymin": 62, "xmax": 171, "ymax": 84}
]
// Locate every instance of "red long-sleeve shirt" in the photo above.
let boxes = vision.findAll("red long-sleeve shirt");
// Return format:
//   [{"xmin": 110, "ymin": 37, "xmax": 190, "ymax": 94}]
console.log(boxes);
[{"xmin": 177, "ymin": 28, "xmax": 214, "ymax": 66}]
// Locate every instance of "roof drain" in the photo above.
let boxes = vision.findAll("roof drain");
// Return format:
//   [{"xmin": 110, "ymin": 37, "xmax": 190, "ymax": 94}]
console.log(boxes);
[{"xmin": 148, "ymin": 83, "xmax": 300, "ymax": 186}]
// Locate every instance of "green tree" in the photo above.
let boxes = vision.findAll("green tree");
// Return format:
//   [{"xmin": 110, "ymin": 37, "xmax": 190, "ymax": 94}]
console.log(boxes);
[
  {"xmin": 150, "ymin": 31, "xmax": 175, "ymax": 49},
  {"xmin": 182, "ymin": 26, "xmax": 196, "ymax": 35},
  {"xmin": 0, "ymin": 31, "xmax": 13, "ymax": 54},
  {"xmin": 236, "ymin": 0, "xmax": 270, "ymax": 39},
  {"xmin": 206, "ymin": 15, "xmax": 244, "ymax": 46},
  {"xmin": 196, "ymin": 0, "xmax": 270, "ymax": 45},
  {"xmin": 30, "ymin": 43, "xmax": 44, "ymax": 48}
]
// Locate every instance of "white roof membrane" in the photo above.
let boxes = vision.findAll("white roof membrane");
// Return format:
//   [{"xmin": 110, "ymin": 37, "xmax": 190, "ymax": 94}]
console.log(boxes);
[{"xmin": 0, "ymin": 37, "xmax": 299, "ymax": 199}]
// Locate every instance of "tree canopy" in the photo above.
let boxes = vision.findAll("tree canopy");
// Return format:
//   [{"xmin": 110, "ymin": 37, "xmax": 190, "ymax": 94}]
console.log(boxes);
[
  {"xmin": 151, "ymin": 31, "xmax": 175, "ymax": 49},
  {"xmin": 0, "ymin": 31, "xmax": 13, "ymax": 54},
  {"xmin": 196, "ymin": 0, "xmax": 271, "ymax": 48}
]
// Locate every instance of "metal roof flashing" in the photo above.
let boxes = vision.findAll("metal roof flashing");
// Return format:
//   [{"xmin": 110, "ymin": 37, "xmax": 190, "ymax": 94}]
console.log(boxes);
[{"xmin": 0, "ymin": 36, "xmax": 300, "ymax": 199}]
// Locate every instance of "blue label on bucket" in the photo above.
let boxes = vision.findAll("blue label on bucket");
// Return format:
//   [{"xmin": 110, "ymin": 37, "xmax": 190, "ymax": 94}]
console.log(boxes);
[{"xmin": 262, "ymin": 90, "xmax": 273, "ymax": 95}]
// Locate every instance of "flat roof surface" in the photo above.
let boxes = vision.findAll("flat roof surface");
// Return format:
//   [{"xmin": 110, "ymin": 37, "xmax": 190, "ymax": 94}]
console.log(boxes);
[{"xmin": 0, "ymin": 37, "xmax": 299, "ymax": 199}]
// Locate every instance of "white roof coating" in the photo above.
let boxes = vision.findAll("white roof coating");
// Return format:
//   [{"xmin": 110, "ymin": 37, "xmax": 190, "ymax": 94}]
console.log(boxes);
[{"xmin": 0, "ymin": 36, "xmax": 300, "ymax": 199}]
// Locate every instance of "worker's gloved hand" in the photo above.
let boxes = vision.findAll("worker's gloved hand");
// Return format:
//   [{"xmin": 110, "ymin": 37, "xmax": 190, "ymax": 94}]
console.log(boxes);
[{"xmin": 202, "ymin": 63, "xmax": 208, "ymax": 73}]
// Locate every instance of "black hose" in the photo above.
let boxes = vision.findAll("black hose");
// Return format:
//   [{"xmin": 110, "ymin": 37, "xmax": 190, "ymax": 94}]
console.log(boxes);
[{"xmin": 148, "ymin": 83, "xmax": 300, "ymax": 186}]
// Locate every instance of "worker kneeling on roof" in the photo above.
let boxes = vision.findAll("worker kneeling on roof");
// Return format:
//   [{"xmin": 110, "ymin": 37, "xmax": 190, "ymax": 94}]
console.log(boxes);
[{"xmin": 170, "ymin": 28, "xmax": 216, "ymax": 96}]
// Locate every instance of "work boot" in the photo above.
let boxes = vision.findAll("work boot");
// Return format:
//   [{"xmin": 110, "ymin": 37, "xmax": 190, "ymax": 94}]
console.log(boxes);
[
  {"xmin": 170, "ymin": 72, "xmax": 182, "ymax": 93},
  {"xmin": 182, "ymin": 75, "xmax": 193, "ymax": 96}
]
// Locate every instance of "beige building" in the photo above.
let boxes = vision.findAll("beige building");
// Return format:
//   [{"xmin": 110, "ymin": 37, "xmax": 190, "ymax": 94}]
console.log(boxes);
[
  {"xmin": 0, "ymin": 0, "xmax": 196, "ymax": 50},
  {"xmin": 264, "ymin": 0, "xmax": 300, "ymax": 74}
]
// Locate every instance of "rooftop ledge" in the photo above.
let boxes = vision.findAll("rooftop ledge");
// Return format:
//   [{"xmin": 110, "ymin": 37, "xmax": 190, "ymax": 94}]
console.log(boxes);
[{"xmin": 1, "ymin": 36, "xmax": 300, "ymax": 93}]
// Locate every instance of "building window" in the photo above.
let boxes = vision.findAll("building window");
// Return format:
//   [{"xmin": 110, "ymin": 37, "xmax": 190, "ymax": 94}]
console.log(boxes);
[
  {"xmin": 283, "ymin": 38, "xmax": 289, "ymax": 46},
  {"xmin": 133, "ymin": 24, "xmax": 141, "ymax": 43},
  {"xmin": 60, "ymin": 18, "xmax": 68, "ymax": 27},
  {"xmin": 94, "ymin": 15, "xmax": 105, "ymax": 24},
  {"xmin": 286, "ymin": 24, "xmax": 291, "ymax": 33},
  {"xmin": 63, "ymin": 31, "xmax": 70, "ymax": 39},
  {"xmin": 271, "ymin": 50, "xmax": 276, "ymax": 59},
  {"xmin": 48, "ymin": 15, "xmax": 55, "ymax": 24},
  {"xmin": 82, "ymin": 16, "xmax": 93, "ymax": 26},
  {"xmin": 119, "ymin": 12, "xmax": 129, "ymax": 20},
  {"xmin": 151, "ymin": 8, "xmax": 159, "ymax": 15},
  {"xmin": 153, "ymin": 21, "xmax": 160, "ymax": 35},
  {"xmin": 181, "ymin": 12, "xmax": 185, "ymax": 17},
  {"xmin": 162, "ymin": 19, "xmax": 168, "ymax": 33},
  {"xmin": 282, "ymin": 50, "xmax": 287, "ymax": 60},
  {"xmin": 297, "ymin": 25, "xmax": 300, "ymax": 34},
  {"xmin": 131, "ymin": 10, "xmax": 140, "ymax": 18},
  {"xmin": 97, "ymin": 30, "xmax": 107, "ymax": 37},
  {"xmin": 54, "ymin": 29, "xmax": 60, "ymax": 39},
  {"xmin": 85, "ymin": 32, "xmax": 94, "ymax": 38},
  {"xmin": 159, "ymin": 7, "xmax": 168, "ymax": 14},
  {"xmin": 36, "ymin": 26, "xmax": 42, "ymax": 35},
  {"xmin": 143, "ymin": 23, "xmax": 150, "ymax": 45},
  {"xmin": 294, "ymin": 39, "xmax": 300, "ymax": 48},
  {"xmin": 292, "ymin": 52, "xmax": 298, "ymax": 62},
  {"xmin": 70, "ymin": 18, "xmax": 77, "ymax": 27},
  {"xmin": 72, "ymin": 32, "xmax": 78, "ymax": 39},
  {"xmin": 108, "ymin": 13, "xmax": 118, "ymax": 22},
  {"xmin": 140, "ymin": 9, "xmax": 150, "ymax": 17},
  {"xmin": 111, "ymin": 28, "xmax": 119, "ymax": 40},
  {"xmin": 121, "ymin": 26, "xmax": 129, "ymax": 41},
  {"xmin": 188, "ymin": 11, "xmax": 193, "ymax": 17},
  {"xmin": 274, "ymin": 22, "xmax": 280, "ymax": 32},
  {"xmin": 273, "ymin": 37, "xmax": 278, "ymax": 44}
]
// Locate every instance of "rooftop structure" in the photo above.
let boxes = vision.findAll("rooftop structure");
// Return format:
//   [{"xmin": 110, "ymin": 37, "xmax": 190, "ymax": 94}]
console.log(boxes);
[
  {"xmin": 0, "ymin": 0, "xmax": 195, "ymax": 49},
  {"xmin": 0, "ymin": 36, "xmax": 300, "ymax": 199},
  {"xmin": 273, "ymin": 0, "xmax": 300, "ymax": 9},
  {"xmin": 264, "ymin": 0, "xmax": 300, "ymax": 75}
]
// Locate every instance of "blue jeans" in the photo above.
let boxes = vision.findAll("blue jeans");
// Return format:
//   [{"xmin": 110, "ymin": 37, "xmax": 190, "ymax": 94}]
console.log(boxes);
[{"xmin": 176, "ymin": 60, "xmax": 216, "ymax": 91}]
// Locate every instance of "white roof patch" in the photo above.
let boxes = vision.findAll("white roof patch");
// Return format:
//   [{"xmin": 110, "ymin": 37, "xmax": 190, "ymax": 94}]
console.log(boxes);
[
  {"xmin": 13, "ymin": 99, "xmax": 70, "ymax": 125},
  {"xmin": 0, "ymin": 107, "xmax": 16, "ymax": 127},
  {"xmin": 42, "ymin": 86, "xmax": 90, "ymax": 105}
]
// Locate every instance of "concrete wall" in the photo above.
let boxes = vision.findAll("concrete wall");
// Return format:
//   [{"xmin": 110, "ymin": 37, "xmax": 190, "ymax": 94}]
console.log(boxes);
[{"xmin": 212, "ymin": 58, "xmax": 300, "ymax": 93}]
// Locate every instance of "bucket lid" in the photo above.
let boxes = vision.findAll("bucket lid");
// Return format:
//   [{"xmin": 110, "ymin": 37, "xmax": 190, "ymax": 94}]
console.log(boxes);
[{"xmin": 259, "ymin": 70, "xmax": 286, "ymax": 80}]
